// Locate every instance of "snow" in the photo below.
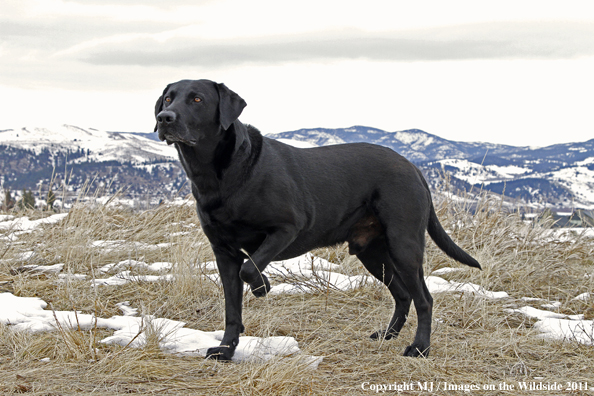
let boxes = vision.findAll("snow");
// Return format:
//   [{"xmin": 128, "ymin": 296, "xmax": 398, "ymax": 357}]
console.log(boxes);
[
  {"xmin": 0, "ymin": 249, "xmax": 520, "ymax": 365},
  {"xmin": 541, "ymin": 301, "xmax": 562, "ymax": 310},
  {"xmin": 431, "ymin": 267, "xmax": 464, "ymax": 276},
  {"xmin": 269, "ymin": 270, "xmax": 366, "ymax": 295},
  {"xmin": 1, "ymin": 125, "xmax": 177, "ymax": 163},
  {"xmin": 267, "ymin": 253, "xmax": 340, "ymax": 273},
  {"xmin": 573, "ymin": 292, "xmax": 592, "ymax": 301},
  {"xmin": 116, "ymin": 301, "xmax": 138, "ymax": 316},
  {"xmin": 276, "ymin": 138, "xmax": 317, "ymax": 148},
  {"xmin": 98, "ymin": 259, "xmax": 173, "ymax": 274},
  {"xmin": 201, "ymin": 253, "xmax": 366, "ymax": 295},
  {"xmin": 14, "ymin": 263, "xmax": 65, "ymax": 275},
  {"xmin": 555, "ymin": 211, "xmax": 573, "ymax": 217},
  {"xmin": 433, "ymin": 153, "xmax": 594, "ymax": 208},
  {"xmin": 576, "ymin": 157, "xmax": 594, "ymax": 166},
  {"xmin": 548, "ymin": 166, "xmax": 594, "ymax": 205},
  {"xmin": 541, "ymin": 227, "xmax": 594, "ymax": 242},
  {"xmin": 1, "ymin": 213, "xmax": 591, "ymax": 362},
  {"xmin": 507, "ymin": 306, "xmax": 593, "ymax": 346},
  {"xmin": 135, "ymin": 162, "xmax": 177, "ymax": 173},
  {"xmin": 0, "ymin": 213, "xmax": 69, "ymax": 242},
  {"xmin": 0, "ymin": 292, "xmax": 321, "ymax": 366},
  {"xmin": 91, "ymin": 241, "xmax": 174, "ymax": 254},
  {"xmin": 394, "ymin": 130, "xmax": 430, "ymax": 146},
  {"xmin": 425, "ymin": 276, "xmax": 509, "ymax": 299},
  {"xmin": 57, "ymin": 273, "xmax": 87, "ymax": 281},
  {"xmin": 0, "ymin": 213, "xmax": 68, "ymax": 233},
  {"xmin": 437, "ymin": 159, "xmax": 531, "ymax": 186},
  {"xmin": 92, "ymin": 271, "xmax": 174, "ymax": 286},
  {"xmin": 507, "ymin": 306, "xmax": 583, "ymax": 321},
  {"xmin": 99, "ymin": 315, "xmax": 319, "ymax": 365},
  {"xmin": 534, "ymin": 318, "xmax": 594, "ymax": 345}
]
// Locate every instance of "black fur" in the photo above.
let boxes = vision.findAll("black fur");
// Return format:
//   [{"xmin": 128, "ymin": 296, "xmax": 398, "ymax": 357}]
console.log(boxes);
[{"xmin": 155, "ymin": 79, "xmax": 481, "ymax": 361}]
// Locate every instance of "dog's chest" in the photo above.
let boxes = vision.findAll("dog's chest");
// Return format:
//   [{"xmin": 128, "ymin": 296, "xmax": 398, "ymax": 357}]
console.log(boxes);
[{"xmin": 198, "ymin": 204, "xmax": 264, "ymax": 248}]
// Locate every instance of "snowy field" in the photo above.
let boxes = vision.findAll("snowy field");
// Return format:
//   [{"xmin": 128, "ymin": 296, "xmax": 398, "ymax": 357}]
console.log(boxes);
[
  {"xmin": 3, "ymin": 250, "xmax": 592, "ymax": 363},
  {"xmin": 0, "ymin": 200, "xmax": 593, "ymax": 394}
]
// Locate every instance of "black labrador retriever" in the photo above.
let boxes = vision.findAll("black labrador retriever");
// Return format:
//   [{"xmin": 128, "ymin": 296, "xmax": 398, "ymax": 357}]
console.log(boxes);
[{"xmin": 154, "ymin": 79, "xmax": 480, "ymax": 360}]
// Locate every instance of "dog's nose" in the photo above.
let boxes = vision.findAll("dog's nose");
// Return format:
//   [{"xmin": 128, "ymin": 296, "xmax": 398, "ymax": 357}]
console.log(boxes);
[{"xmin": 157, "ymin": 110, "xmax": 176, "ymax": 125}]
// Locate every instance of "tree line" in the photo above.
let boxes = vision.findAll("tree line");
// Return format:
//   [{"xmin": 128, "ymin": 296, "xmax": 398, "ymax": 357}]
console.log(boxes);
[{"xmin": 1, "ymin": 188, "xmax": 56, "ymax": 212}]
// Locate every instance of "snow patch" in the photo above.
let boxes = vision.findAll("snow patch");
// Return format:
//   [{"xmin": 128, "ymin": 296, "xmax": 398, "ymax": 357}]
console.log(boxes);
[
  {"xmin": 92, "ymin": 271, "xmax": 174, "ymax": 286},
  {"xmin": 0, "ymin": 293, "xmax": 322, "ymax": 366},
  {"xmin": 425, "ymin": 276, "xmax": 509, "ymax": 299},
  {"xmin": 573, "ymin": 292, "xmax": 592, "ymax": 301},
  {"xmin": 431, "ymin": 267, "xmax": 465, "ymax": 276},
  {"xmin": 507, "ymin": 306, "xmax": 593, "ymax": 345},
  {"xmin": 0, "ymin": 213, "xmax": 68, "ymax": 233}
]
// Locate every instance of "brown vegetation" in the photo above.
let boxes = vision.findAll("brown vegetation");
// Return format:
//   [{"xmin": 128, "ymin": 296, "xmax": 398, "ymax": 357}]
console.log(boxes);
[{"xmin": 0, "ymin": 191, "xmax": 593, "ymax": 395}]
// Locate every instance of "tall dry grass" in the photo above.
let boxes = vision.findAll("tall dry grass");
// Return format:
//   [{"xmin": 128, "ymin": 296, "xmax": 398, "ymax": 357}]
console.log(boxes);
[{"xmin": 0, "ymin": 189, "xmax": 593, "ymax": 395}]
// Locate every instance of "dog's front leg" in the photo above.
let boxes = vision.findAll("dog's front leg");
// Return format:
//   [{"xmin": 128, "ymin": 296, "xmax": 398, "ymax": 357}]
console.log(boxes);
[
  {"xmin": 239, "ymin": 226, "xmax": 298, "ymax": 297},
  {"xmin": 206, "ymin": 252, "xmax": 244, "ymax": 361}
]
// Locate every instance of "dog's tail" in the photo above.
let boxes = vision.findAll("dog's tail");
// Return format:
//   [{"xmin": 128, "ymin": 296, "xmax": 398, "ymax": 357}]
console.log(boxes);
[{"xmin": 427, "ymin": 203, "xmax": 481, "ymax": 269}]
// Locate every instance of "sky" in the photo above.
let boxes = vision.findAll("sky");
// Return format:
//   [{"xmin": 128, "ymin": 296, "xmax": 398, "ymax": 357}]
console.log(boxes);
[{"xmin": 1, "ymin": 0, "xmax": 594, "ymax": 146}]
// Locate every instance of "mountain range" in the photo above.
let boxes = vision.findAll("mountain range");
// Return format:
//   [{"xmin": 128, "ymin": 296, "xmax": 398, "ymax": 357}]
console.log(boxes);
[
  {"xmin": 0, "ymin": 125, "xmax": 184, "ymax": 207},
  {"xmin": 1, "ymin": 125, "xmax": 593, "ymax": 209}
]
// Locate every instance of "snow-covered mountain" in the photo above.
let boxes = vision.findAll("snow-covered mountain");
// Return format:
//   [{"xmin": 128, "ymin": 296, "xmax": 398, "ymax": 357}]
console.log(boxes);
[
  {"xmin": 1, "ymin": 124, "xmax": 594, "ymax": 209},
  {"xmin": 0, "ymin": 125, "xmax": 185, "ymax": 202},
  {"xmin": 269, "ymin": 126, "xmax": 522, "ymax": 162},
  {"xmin": 0, "ymin": 125, "xmax": 176, "ymax": 163}
]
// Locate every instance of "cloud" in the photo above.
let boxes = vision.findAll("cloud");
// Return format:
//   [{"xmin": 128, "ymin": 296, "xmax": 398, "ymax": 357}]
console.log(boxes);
[
  {"xmin": 65, "ymin": 0, "xmax": 213, "ymax": 6},
  {"xmin": 2, "ymin": 2, "xmax": 593, "ymax": 94},
  {"xmin": 0, "ymin": 17, "xmax": 177, "ymax": 50},
  {"xmin": 75, "ymin": 21, "xmax": 594, "ymax": 67}
]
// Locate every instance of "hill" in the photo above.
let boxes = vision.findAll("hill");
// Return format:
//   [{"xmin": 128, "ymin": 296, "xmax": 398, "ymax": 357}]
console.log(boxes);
[
  {"xmin": 1, "ymin": 124, "xmax": 593, "ymax": 209},
  {"xmin": 0, "ymin": 125, "xmax": 186, "ymax": 207}
]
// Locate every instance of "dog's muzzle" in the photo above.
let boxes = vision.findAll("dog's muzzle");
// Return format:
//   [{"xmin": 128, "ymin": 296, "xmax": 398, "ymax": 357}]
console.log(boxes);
[
  {"xmin": 156, "ymin": 110, "xmax": 176, "ymax": 127},
  {"xmin": 156, "ymin": 110, "xmax": 181, "ymax": 144}
]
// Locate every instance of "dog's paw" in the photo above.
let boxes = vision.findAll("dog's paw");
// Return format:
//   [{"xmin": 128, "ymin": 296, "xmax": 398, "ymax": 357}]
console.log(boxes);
[
  {"xmin": 205, "ymin": 345, "xmax": 235, "ymax": 361},
  {"xmin": 370, "ymin": 330, "xmax": 399, "ymax": 340},
  {"xmin": 403, "ymin": 343, "xmax": 430, "ymax": 358},
  {"xmin": 250, "ymin": 275, "xmax": 271, "ymax": 298}
]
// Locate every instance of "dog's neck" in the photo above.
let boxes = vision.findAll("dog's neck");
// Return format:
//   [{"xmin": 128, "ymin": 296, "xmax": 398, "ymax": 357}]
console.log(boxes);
[{"xmin": 175, "ymin": 121, "xmax": 262, "ymax": 198}]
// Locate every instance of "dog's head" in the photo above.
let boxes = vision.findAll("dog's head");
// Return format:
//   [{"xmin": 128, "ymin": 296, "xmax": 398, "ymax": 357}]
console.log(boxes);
[{"xmin": 154, "ymin": 79, "xmax": 247, "ymax": 147}]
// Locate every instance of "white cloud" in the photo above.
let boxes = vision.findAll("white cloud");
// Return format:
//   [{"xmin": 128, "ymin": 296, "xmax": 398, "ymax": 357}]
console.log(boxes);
[
  {"xmin": 64, "ymin": 22, "xmax": 594, "ymax": 69},
  {"xmin": 1, "ymin": 0, "xmax": 594, "ymax": 145}
]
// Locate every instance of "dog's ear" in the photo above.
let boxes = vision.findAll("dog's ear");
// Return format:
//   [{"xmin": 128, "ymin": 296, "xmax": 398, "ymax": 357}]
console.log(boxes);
[
  {"xmin": 154, "ymin": 84, "xmax": 171, "ymax": 132},
  {"xmin": 216, "ymin": 83, "xmax": 247, "ymax": 130}
]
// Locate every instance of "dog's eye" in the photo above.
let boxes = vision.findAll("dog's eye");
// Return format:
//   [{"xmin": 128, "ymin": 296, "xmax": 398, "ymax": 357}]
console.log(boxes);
[
  {"xmin": 194, "ymin": 97, "xmax": 202, "ymax": 103},
  {"xmin": 165, "ymin": 97, "xmax": 171, "ymax": 103}
]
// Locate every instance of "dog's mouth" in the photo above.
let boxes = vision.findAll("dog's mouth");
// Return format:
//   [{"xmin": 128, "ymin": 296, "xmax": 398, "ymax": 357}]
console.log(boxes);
[{"xmin": 158, "ymin": 130, "xmax": 197, "ymax": 146}]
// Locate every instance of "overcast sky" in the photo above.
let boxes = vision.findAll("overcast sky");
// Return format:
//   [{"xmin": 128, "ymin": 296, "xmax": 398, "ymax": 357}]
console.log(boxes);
[{"xmin": 1, "ymin": 0, "xmax": 593, "ymax": 146}]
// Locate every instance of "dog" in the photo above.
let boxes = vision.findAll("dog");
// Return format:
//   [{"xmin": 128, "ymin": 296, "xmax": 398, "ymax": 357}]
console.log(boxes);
[{"xmin": 154, "ymin": 79, "xmax": 481, "ymax": 361}]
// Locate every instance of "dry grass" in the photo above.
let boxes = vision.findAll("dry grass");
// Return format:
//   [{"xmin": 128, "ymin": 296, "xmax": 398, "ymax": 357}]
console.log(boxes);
[{"xmin": 1, "ymin": 192, "xmax": 593, "ymax": 395}]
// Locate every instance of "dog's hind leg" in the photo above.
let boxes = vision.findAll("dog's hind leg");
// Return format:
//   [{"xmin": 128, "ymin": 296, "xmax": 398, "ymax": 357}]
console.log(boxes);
[
  {"xmin": 356, "ymin": 237, "xmax": 412, "ymax": 340},
  {"xmin": 385, "ymin": 232, "xmax": 433, "ymax": 358}
]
